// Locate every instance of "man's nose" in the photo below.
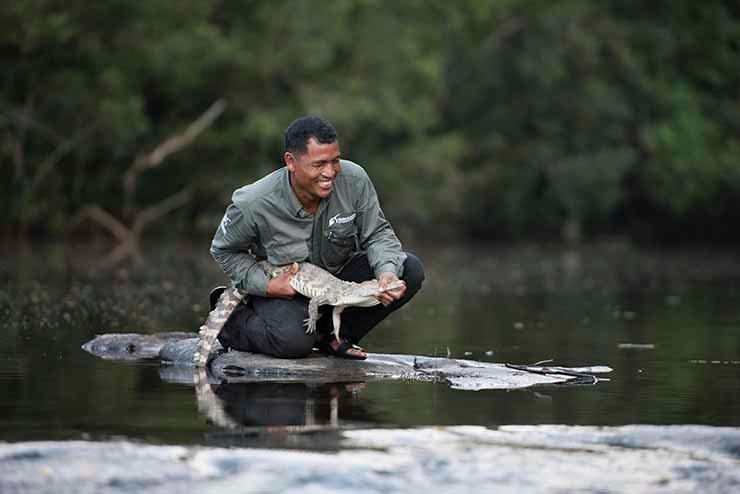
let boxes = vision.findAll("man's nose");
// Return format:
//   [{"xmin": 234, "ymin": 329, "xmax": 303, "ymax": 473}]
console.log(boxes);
[{"xmin": 322, "ymin": 163, "xmax": 338, "ymax": 178}]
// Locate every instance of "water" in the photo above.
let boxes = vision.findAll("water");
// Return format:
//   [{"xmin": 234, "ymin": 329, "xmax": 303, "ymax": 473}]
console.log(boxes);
[
  {"xmin": 2, "ymin": 239, "xmax": 738, "ymax": 439},
  {"xmin": 1, "ymin": 239, "xmax": 739, "ymax": 491}
]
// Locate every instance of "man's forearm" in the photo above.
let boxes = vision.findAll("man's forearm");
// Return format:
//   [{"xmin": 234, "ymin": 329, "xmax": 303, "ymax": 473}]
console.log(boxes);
[
  {"xmin": 365, "ymin": 235, "xmax": 407, "ymax": 278},
  {"xmin": 210, "ymin": 245, "xmax": 269, "ymax": 296},
  {"xmin": 355, "ymin": 173, "xmax": 407, "ymax": 278},
  {"xmin": 211, "ymin": 202, "xmax": 270, "ymax": 296},
  {"xmin": 359, "ymin": 206, "xmax": 406, "ymax": 278}
]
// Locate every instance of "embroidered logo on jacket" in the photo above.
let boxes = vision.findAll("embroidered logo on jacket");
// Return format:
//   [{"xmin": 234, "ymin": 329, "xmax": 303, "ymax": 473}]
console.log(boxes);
[{"xmin": 328, "ymin": 212, "xmax": 356, "ymax": 227}]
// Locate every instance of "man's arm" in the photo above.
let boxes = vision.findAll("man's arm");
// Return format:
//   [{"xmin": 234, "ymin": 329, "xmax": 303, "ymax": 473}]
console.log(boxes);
[
  {"xmin": 210, "ymin": 203, "xmax": 270, "ymax": 296},
  {"xmin": 354, "ymin": 171, "xmax": 407, "ymax": 304}
]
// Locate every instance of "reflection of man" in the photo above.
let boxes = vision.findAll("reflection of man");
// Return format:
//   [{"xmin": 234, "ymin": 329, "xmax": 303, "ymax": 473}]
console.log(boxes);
[
  {"xmin": 213, "ymin": 382, "xmax": 372, "ymax": 429},
  {"xmin": 211, "ymin": 116, "xmax": 424, "ymax": 360}
]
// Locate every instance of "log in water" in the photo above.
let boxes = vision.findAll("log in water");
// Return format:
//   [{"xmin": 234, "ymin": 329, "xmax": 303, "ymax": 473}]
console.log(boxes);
[{"xmin": 82, "ymin": 333, "xmax": 612, "ymax": 391}]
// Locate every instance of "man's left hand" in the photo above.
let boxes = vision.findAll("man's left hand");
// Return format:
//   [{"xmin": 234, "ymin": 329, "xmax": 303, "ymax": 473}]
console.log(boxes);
[{"xmin": 377, "ymin": 272, "xmax": 406, "ymax": 306}]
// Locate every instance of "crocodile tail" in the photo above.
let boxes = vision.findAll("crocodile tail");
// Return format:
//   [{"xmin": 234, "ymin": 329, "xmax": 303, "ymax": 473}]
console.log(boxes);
[
  {"xmin": 193, "ymin": 286, "xmax": 246, "ymax": 367},
  {"xmin": 193, "ymin": 366, "xmax": 241, "ymax": 429}
]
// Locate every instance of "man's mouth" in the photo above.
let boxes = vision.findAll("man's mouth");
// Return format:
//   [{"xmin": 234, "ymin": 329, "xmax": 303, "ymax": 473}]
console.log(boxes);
[{"xmin": 318, "ymin": 178, "xmax": 333, "ymax": 190}]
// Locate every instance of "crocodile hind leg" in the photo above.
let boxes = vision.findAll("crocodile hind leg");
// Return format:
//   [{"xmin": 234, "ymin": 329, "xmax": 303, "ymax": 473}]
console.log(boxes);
[
  {"xmin": 331, "ymin": 305, "xmax": 346, "ymax": 342},
  {"xmin": 303, "ymin": 298, "xmax": 322, "ymax": 334},
  {"xmin": 193, "ymin": 287, "xmax": 246, "ymax": 367}
]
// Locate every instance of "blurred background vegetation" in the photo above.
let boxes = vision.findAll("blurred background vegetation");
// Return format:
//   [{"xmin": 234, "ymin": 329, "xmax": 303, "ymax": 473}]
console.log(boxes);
[{"xmin": 2, "ymin": 0, "xmax": 739, "ymax": 243}]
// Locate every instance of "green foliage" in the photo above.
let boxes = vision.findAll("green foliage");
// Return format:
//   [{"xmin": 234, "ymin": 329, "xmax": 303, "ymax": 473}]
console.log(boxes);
[
  {"xmin": 1, "ymin": 0, "xmax": 739, "ymax": 241},
  {"xmin": 642, "ymin": 85, "xmax": 735, "ymax": 214}
]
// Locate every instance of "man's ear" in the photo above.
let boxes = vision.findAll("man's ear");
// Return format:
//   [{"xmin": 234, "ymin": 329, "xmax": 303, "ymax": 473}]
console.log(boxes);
[{"xmin": 284, "ymin": 152, "xmax": 296, "ymax": 172}]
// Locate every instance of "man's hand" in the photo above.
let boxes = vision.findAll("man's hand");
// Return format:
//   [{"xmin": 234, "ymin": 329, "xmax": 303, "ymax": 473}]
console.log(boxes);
[
  {"xmin": 266, "ymin": 262, "xmax": 299, "ymax": 299},
  {"xmin": 377, "ymin": 272, "xmax": 406, "ymax": 306}
]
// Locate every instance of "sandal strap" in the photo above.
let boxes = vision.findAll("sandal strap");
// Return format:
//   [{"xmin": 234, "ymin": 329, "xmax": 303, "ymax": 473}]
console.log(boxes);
[{"xmin": 332, "ymin": 339, "xmax": 367, "ymax": 359}]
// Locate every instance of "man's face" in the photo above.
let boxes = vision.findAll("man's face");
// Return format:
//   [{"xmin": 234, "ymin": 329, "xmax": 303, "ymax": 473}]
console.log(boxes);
[{"xmin": 285, "ymin": 137, "xmax": 341, "ymax": 203}]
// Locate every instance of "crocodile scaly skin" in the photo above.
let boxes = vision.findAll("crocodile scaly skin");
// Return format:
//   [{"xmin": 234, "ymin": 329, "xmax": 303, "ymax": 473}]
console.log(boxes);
[{"xmin": 192, "ymin": 286, "xmax": 246, "ymax": 367}]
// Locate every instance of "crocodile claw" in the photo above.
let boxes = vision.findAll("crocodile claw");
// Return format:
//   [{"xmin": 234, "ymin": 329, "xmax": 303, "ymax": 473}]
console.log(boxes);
[{"xmin": 303, "ymin": 318, "xmax": 317, "ymax": 334}]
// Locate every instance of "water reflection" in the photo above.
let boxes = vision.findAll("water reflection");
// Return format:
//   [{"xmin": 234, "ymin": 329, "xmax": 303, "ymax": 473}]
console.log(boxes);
[{"xmin": 193, "ymin": 369, "xmax": 372, "ymax": 432}]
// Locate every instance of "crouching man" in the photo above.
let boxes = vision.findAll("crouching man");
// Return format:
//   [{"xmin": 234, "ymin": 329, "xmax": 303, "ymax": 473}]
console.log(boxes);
[{"xmin": 210, "ymin": 116, "xmax": 424, "ymax": 360}]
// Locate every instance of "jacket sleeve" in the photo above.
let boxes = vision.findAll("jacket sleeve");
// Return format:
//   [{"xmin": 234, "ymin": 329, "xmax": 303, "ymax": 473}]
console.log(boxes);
[
  {"xmin": 210, "ymin": 203, "xmax": 269, "ymax": 296},
  {"xmin": 355, "ymin": 173, "xmax": 407, "ymax": 278}
]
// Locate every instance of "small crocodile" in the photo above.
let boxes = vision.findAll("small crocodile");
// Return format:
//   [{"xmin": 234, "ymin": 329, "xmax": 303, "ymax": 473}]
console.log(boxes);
[{"xmin": 193, "ymin": 262, "xmax": 405, "ymax": 367}]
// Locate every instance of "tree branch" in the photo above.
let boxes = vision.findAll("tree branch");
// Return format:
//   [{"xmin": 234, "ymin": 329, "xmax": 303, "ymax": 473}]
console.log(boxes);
[
  {"xmin": 78, "ymin": 205, "xmax": 130, "ymax": 243},
  {"xmin": 133, "ymin": 186, "xmax": 193, "ymax": 234},
  {"xmin": 0, "ymin": 98, "xmax": 65, "ymax": 145},
  {"xmin": 29, "ymin": 125, "xmax": 95, "ymax": 196},
  {"xmin": 101, "ymin": 238, "xmax": 142, "ymax": 268},
  {"xmin": 123, "ymin": 99, "xmax": 226, "ymax": 216},
  {"xmin": 79, "ymin": 99, "xmax": 225, "ymax": 267}
]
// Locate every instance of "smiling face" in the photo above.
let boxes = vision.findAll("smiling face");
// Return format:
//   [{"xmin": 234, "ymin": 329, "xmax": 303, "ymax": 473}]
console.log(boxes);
[{"xmin": 285, "ymin": 137, "xmax": 341, "ymax": 212}]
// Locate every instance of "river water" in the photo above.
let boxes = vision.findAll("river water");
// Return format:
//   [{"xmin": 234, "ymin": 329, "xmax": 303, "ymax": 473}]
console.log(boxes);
[{"xmin": 1, "ymin": 239, "xmax": 739, "ymax": 492}]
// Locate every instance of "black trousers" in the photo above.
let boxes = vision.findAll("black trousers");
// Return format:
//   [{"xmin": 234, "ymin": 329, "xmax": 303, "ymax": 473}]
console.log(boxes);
[{"xmin": 218, "ymin": 252, "xmax": 425, "ymax": 358}]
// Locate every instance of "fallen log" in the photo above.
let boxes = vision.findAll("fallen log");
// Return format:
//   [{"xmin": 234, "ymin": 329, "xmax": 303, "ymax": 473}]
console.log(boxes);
[
  {"xmin": 81, "ymin": 332, "xmax": 195, "ymax": 360},
  {"xmin": 82, "ymin": 333, "xmax": 612, "ymax": 390}
]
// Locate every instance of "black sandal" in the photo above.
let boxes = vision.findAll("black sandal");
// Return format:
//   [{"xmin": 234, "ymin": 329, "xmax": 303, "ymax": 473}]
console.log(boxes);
[{"xmin": 323, "ymin": 337, "xmax": 367, "ymax": 360}]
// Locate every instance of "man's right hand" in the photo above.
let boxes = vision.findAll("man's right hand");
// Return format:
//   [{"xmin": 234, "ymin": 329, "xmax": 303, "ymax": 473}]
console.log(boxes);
[{"xmin": 266, "ymin": 262, "xmax": 299, "ymax": 299}]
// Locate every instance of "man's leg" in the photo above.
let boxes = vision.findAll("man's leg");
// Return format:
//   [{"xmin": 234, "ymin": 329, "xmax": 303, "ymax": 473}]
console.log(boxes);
[
  {"xmin": 328, "ymin": 252, "xmax": 425, "ymax": 344},
  {"xmin": 218, "ymin": 296, "xmax": 318, "ymax": 359}
]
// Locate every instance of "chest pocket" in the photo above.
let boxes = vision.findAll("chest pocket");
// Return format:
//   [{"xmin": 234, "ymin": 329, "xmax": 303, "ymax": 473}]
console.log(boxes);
[
  {"xmin": 322, "ymin": 224, "xmax": 358, "ymax": 271},
  {"xmin": 267, "ymin": 239, "xmax": 309, "ymax": 266}
]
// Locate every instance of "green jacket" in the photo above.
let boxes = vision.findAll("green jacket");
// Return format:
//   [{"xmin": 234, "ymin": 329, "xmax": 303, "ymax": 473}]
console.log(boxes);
[{"xmin": 211, "ymin": 160, "xmax": 407, "ymax": 296}]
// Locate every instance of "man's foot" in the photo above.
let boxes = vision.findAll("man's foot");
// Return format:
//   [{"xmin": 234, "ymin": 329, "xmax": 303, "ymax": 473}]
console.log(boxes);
[
  {"xmin": 209, "ymin": 286, "xmax": 227, "ymax": 311},
  {"xmin": 322, "ymin": 336, "xmax": 367, "ymax": 360}
]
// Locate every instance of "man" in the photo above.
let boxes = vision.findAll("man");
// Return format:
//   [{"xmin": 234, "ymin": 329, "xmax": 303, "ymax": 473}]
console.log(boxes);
[{"xmin": 210, "ymin": 116, "xmax": 424, "ymax": 360}]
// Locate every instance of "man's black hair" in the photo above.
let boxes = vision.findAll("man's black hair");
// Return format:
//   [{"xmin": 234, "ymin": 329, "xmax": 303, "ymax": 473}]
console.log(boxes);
[{"xmin": 284, "ymin": 116, "xmax": 337, "ymax": 154}]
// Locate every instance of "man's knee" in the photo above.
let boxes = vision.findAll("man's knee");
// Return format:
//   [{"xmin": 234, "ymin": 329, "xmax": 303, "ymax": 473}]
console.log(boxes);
[
  {"xmin": 268, "ymin": 328, "xmax": 315, "ymax": 359},
  {"xmin": 401, "ymin": 252, "xmax": 425, "ymax": 293}
]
